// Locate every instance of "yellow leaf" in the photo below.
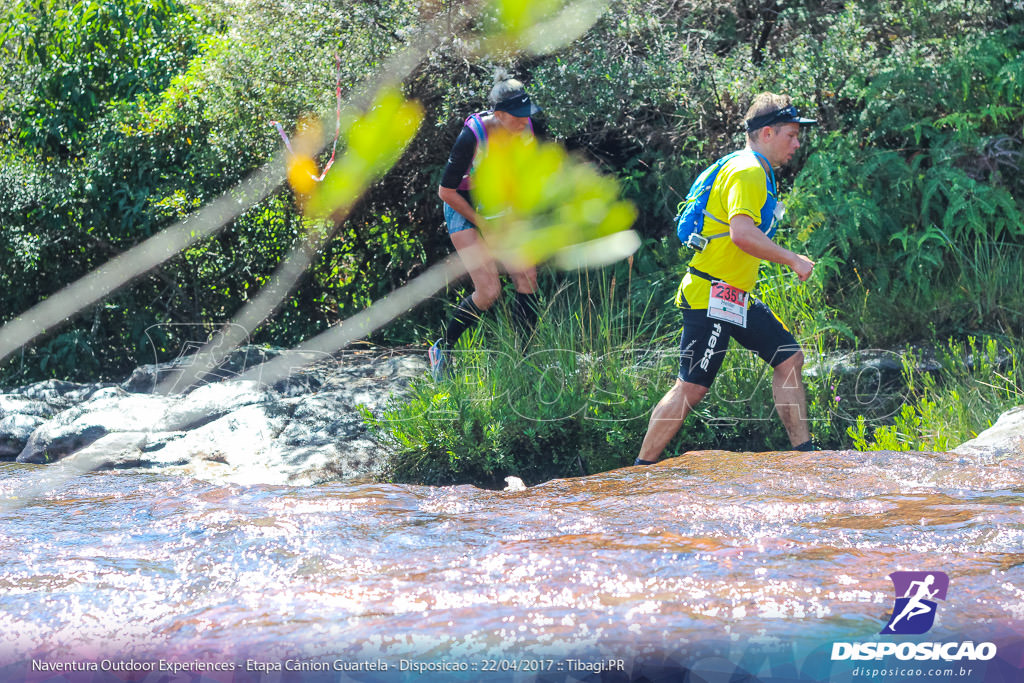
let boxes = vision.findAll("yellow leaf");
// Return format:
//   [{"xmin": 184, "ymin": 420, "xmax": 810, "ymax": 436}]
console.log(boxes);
[
  {"xmin": 287, "ymin": 155, "xmax": 319, "ymax": 196},
  {"xmin": 305, "ymin": 88, "xmax": 424, "ymax": 219},
  {"xmin": 480, "ymin": 0, "xmax": 610, "ymax": 56},
  {"xmin": 473, "ymin": 127, "xmax": 636, "ymax": 268}
]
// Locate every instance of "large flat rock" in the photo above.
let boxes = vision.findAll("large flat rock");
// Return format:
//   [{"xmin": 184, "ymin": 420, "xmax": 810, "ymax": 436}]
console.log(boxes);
[{"xmin": 953, "ymin": 405, "xmax": 1024, "ymax": 460}]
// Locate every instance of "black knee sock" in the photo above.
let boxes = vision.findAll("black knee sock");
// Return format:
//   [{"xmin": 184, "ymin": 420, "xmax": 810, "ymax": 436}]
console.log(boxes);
[
  {"xmin": 793, "ymin": 439, "xmax": 817, "ymax": 452},
  {"xmin": 512, "ymin": 291, "xmax": 540, "ymax": 341},
  {"xmin": 442, "ymin": 295, "xmax": 484, "ymax": 347}
]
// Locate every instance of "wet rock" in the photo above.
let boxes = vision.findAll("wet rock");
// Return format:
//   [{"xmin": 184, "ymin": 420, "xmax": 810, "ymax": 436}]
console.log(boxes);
[
  {"xmin": 804, "ymin": 347, "xmax": 942, "ymax": 379},
  {"xmin": 954, "ymin": 405, "xmax": 1024, "ymax": 460},
  {"xmin": 62, "ymin": 432, "xmax": 151, "ymax": 470},
  {"xmin": 0, "ymin": 395, "xmax": 63, "ymax": 459},
  {"xmin": 121, "ymin": 362, "xmax": 181, "ymax": 394},
  {"xmin": 15, "ymin": 388, "xmax": 171, "ymax": 464},
  {"xmin": 0, "ymin": 413, "xmax": 48, "ymax": 458},
  {"xmin": 159, "ymin": 380, "xmax": 277, "ymax": 431},
  {"xmin": 17, "ymin": 424, "xmax": 110, "ymax": 464},
  {"xmin": 121, "ymin": 346, "xmax": 284, "ymax": 394},
  {"xmin": 142, "ymin": 403, "xmax": 291, "ymax": 470},
  {"xmin": 272, "ymin": 392, "xmax": 378, "ymax": 482},
  {"xmin": 504, "ymin": 476, "xmax": 527, "ymax": 492},
  {"xmin": 256, "ymin": 349, "xmax": 329, "ymax": 397},
  {"xmin": 3, "ymin": 345, "xmax": 428, "ymax": 483},
  {"xmin": 0, "ymin": 395, "xmax": 59, "ymax": 419},
  {"xmin": 15, "ymin": 375, "xmax": 288, "ymax": 465},
  {"xmin": 7, "ymin": 378, "xmax": 111, "ymax": 404},
  {"xmin": 272, "ymin": 372, "xmax": 324, "ymax": 397},
  {"xmin": 137, "ymin": 389, "xmax": 388, "ymax": 484}
]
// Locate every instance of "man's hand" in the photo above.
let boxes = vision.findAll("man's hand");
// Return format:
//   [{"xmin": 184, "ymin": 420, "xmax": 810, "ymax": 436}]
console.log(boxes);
[
  {"xmin": 790, "ymin": 254, "xmax": 814, "ymax": 281},
  {"xmin": 730, "ymin": 215, "xmax": 815, "ymax": 282}
]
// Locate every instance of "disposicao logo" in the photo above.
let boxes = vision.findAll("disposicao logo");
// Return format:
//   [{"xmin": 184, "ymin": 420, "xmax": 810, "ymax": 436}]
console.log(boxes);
[
  {"xmin": 831, "ymin": 571, "xmax": 998, "ymax": 663},
  {"xmin": 881, "ymin": 571, "xmax": 949, "ymax": 635}
]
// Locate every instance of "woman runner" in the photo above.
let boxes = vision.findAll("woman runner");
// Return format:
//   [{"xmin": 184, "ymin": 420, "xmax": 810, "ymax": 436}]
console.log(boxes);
[{"xmin": 429, "ymin": 70, "xmax": 542, "ymax": 380}]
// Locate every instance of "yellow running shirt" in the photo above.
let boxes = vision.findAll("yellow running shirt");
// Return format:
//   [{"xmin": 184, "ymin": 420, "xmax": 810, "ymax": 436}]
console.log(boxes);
[{"xmin": 676, "ymin": 150, "xmax": 774, "ymax": 309}]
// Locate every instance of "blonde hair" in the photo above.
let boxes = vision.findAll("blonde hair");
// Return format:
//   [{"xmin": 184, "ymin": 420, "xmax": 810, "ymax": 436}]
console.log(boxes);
[
  {"xmin": 745, "ymin": 92, "xmax": 792, "ymax": 142},
  {"xmin": 488, "ymin": 68, "xmax": 526, "ymax": 106}
]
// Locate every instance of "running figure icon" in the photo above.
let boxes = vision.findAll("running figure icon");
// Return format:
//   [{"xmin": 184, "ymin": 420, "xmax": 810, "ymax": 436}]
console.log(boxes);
[
  {"xmin": 886, "ymin": 574, "xmax": 938, "ymax": 631},
  {"xmin": 881, "ymin": 571, "xmax": 949, "ymax": 635}
]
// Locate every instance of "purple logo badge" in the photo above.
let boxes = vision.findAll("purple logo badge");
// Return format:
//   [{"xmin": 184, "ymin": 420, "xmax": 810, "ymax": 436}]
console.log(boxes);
[{"xmin": 881, "ymin": 571, "xmax": 949, "ymax": 635}]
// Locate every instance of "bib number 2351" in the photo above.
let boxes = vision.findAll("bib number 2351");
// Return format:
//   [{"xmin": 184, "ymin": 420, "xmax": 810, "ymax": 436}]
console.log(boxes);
[{"xmin": 707, "ymin": 281, "xmax": 748, "ymax": 327}]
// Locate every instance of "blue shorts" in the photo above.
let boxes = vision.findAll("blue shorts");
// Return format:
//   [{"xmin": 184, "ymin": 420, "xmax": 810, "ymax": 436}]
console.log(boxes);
[
  {"xmin": 678, "ymin": 300, "xmax": 800, "ymax": 387},
  {"xmin": 444, "ymin": 202, "xmax": 476, "ymax": 234}
]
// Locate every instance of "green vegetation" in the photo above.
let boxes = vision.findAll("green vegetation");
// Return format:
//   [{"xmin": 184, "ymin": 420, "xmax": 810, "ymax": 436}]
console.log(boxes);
[
  {"xmin": 365, "ymin": 265, "xmax": 672, "ymax": 486},
  {"xmin": 371, "ymin": 260, "xmax": 1024, "ymax": 486},
  {"xmin": 848, "ymin": 337, "xmax": 1024, "ymax": 452},
  {"xmin": 2, "ymin": 0, "xmax": 1023, "ymax": 483}
]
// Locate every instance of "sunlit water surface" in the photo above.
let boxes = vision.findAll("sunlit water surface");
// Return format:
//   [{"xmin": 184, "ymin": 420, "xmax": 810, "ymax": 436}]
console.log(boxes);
[{"xmin": 1, "ymin": 449, "xmax": 1022, "ymax": 681}]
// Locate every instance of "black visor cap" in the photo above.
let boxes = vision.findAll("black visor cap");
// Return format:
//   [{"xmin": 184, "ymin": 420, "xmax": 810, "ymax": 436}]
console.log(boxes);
[
  {"xmin": 745, "ymin": 104, "xmax": 817, "ymax": 132},
  {"xmin": 494, "ymin": 92, "xmax": 541, "ymax": 118}
]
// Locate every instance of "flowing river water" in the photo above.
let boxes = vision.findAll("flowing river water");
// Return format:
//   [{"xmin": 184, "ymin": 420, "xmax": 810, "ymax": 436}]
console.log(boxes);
[{"xmin": 1, "ymin": 448, "xmax": 1022, "ymax": 683}]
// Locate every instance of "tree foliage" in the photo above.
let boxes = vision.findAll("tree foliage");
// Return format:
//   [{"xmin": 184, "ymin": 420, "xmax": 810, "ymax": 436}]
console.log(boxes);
[{"xmin": 0, "ymin": 0, "xmax": 1022, "ymax": 383}]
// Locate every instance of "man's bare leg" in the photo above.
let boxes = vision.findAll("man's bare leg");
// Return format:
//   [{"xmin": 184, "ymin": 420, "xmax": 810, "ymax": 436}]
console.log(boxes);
[
  {"xmin": 772, "ymin": 352, "xmax": 811, "ymax": 447},
  {"xmin": 636, "ymin": 379, "xmax": 709, "ymax": 463}
]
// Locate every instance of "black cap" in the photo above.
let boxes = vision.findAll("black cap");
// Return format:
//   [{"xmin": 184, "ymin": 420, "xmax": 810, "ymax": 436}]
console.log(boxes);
[
  {"xmin": 745, "ymin": 104, "xmax": 817, "ymax": 132},
  {"xmin": 494, "ymin": 92, "xmax": 541, "ymax": 118}
]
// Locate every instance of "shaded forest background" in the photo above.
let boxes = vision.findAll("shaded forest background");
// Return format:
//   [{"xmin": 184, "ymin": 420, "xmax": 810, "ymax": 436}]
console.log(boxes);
[{"xmin": 1, "ymin": 0, "xmax": 1022, "ymax": 386}]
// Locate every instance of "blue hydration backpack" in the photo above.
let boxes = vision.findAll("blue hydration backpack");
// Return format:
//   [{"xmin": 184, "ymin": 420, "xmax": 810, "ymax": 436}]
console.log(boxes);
[{"xmin": 675, "ymin": 150, "xmax": 779, "ymax": 247}]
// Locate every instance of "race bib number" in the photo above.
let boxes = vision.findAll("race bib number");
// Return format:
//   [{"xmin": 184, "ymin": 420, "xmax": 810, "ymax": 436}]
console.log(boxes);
[{"xmin": 707, "ymin": 281, "xmax": 748, "ymax": 327}]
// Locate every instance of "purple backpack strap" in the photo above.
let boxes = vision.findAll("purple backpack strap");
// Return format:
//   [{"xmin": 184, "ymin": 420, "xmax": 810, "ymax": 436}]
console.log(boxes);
[
  {"xmin": 464, "ymin": 112, "xmax": 489, "ymax": 145},
  {"xmin": 457, "ymin": 112, "xmax": 489, "ymax": 191},
  {"xmin": 464, "ymin": 111, "xmax": 535, "ymax": 144}
]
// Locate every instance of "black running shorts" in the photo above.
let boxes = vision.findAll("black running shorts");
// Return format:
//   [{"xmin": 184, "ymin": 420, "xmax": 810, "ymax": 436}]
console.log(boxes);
[{"xmin": 678, "ymin": 300, "xmax": 800, "ymax": 387}]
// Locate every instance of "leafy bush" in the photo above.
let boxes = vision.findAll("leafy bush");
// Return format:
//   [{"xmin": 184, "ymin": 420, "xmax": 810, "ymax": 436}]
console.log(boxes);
[
  {"xmin": 848, "ymin": 336, "xmax": 1024, "ymax": 451},
  {"xmin": 0, "ymin": 0, "xmax": 202, "ymax": 157},
  {"xmin": 784, "ymin": 21, "xmax": 1024, "ymax": 342},
  {"xmin": 366, "ymin": 268, "xmax": 670, "ymax": 487},
  {"xmin": 0, "ymin": 0, "xmax": 433, "ymax": 381}
]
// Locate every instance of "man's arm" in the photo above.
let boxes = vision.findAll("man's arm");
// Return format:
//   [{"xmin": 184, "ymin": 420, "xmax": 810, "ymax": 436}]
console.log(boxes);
[{"xmin": 730, "ymin": 214, "xmax": 814, "ymax": 281}]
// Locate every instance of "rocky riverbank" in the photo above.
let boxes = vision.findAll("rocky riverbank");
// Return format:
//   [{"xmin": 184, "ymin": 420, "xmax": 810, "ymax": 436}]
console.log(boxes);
[
  {"xmin": 2, "ymin": 344, "xmax": 1021, "ymax": 487},
  {"xmin": 0, "ymin": 346, "xmax": 427, "ymax": 485}
]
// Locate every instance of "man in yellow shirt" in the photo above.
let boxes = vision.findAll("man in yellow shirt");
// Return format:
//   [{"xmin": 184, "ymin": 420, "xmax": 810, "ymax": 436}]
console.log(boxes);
[{"xmin": 636, "ymin": 92, "xmax": 817, "ymax": 465}]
